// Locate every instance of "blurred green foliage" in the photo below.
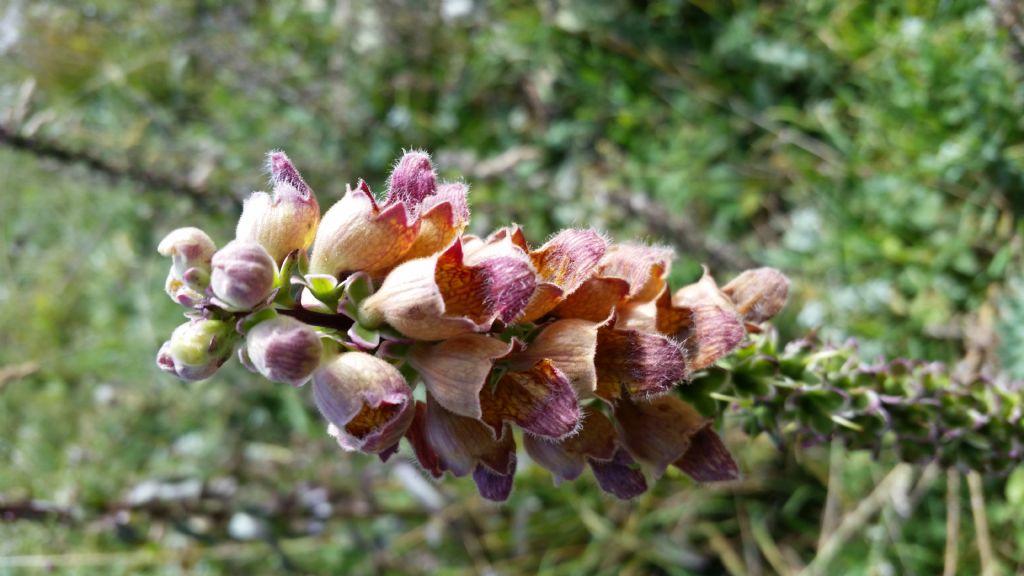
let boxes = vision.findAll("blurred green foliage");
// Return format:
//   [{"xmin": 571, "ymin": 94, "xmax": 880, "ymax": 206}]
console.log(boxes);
[{"xmin": 2, "ymin": 0, "xmax": 1024, "ymax": 574}]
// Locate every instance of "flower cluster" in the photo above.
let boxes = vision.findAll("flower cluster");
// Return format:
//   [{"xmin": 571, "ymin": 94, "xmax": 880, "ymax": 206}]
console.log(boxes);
[{"xmin": 155, "ymin": 150, "xmax": 790, "ymax": 501}]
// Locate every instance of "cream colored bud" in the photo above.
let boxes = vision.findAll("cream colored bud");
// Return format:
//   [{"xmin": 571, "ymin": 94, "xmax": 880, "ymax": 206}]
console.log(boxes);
[
  {"xmin": 158, "ymin": 227, "xmax": 216, "ymax": 281},
  {"xmin": 236, "ymin": 151, "xmax": 320, "ymax": 263}
]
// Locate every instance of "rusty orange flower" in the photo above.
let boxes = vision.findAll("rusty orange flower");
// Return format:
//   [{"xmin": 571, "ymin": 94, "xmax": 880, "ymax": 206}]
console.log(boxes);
[{"xmin": 155, "ymin": 148, "xmax": 790, "ymax": 501}]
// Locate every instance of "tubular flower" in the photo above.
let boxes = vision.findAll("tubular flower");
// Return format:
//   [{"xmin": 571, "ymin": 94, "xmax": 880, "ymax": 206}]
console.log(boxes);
[
  {"xmin": 408, "ymin": 331, "xmax": 582, "ymax": 440},
  {"xmin": 236, "ymin": 151, "xmax": 320, "ymax": 264},
  {"xmin": 309, "ymin": 150, "xmax": 469, "ymax": 277},
  {"xmin": 313, "ymin": 352, "xmax": 415, "ymax": 454},
  {"xmin": 419, "ymin": 396, "xmax": 519, "ymax": 501},
  {"xmin": 358, "ymin": 237, "xmax": 536, "ymax": 341},
  {"xmin": 523, "ymin": 411, "xmax": 647, "ymax": 499},
  {"xmin": 153, "ymin": 148, "xmax": 792, "ymax": 501},
  {"xmin": 491, "ymin": 227, "xmax": 608, "ymax": 322},
  {"xmin": 614, "ymin": 395, "xmax": 739, "ymax": 481},
  {"xmin": 552, "ymin": 243, "xmax": 673, "ymax": 322}
]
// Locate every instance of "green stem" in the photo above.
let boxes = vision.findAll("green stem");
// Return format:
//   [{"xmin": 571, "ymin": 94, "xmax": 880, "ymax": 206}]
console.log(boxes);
[{"xmin": 681, "ymin": 332, "xmax": 1023, "ymax": 475}]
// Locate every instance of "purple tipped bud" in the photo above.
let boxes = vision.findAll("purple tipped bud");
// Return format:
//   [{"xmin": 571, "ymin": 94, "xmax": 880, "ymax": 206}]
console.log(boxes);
[
  {"xmin": 245, "ymin": 316, "xmax": 323, "ymax": 386},
  {"xmin": 385, "ymin": 150, "xmax": 437, "ymax": 206},
  {"xmin": 236, "ymin": 151, "xmax": 320, "ymax": 263},
  {"xmin": 210, "ymin": 240, "xmax": 277, "ymax": 311},
  {"xmin": 157, "ymin": 319, "xmax": 236, "ymax": 381},
  {"xmin": 268, "ymin": 150, "xmax": 313, "ymax": 199}
]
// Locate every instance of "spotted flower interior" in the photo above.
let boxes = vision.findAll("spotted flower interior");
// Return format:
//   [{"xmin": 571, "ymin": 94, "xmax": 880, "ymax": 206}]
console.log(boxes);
[{"xmin": 156, "ymin": 150, "xmax": 790, "ymax": 501}]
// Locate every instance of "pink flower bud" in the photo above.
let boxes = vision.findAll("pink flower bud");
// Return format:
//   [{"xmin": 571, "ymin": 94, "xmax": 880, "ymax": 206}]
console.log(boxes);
[
  {"xmin": 236, "ymin": 151, "xmax": 320, "ymax": 263},
  {"xmin": 385, "ymin": 150, "xmax": 437, "ymax": 206},
  {"xmin": 245, "ymin": 316, "xmax": 323, "ymax": 386},
  {"xmin": 309, "ymin": 151, "xmax": 469, "ymax": 277},
  {"xmin": 210, "ymin": 240, "xmax": 277, "ymax": 311}
]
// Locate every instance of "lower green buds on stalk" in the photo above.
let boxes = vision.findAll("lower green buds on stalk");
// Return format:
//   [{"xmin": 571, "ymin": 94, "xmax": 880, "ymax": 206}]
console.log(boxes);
[
  {"xmin": 685, "ymin": 332, "xmax": 1024, "ymax": 475},
  {"xmin": 157, "ymin": 319, "xmax": 237, "ymax": 381}
]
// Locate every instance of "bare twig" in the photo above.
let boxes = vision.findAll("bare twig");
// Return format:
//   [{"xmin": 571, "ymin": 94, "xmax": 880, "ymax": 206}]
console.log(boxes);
[
  {"xmin": 751, "ymin": 517, "xmax": 800, "ymax": 576},
  {"xmin": 735, "ymin": 497, "xmax": 763, "ymax": 576},
  {"xmin": 817, "ymin": 439, "xmax": 844, "ymax": 550},
  {"xmin": 0, "ymin": 360, "xmax": 39, "ymax": 390},
  {"xmin": 990, "ymin": 0, "xmax": 1024, "ymax": 68},
  {"xmin": 452, "ymin": 146, "xmax": 756, "ymax": 271},
  {"xmin": 0, "ymin": 500, "xmax": 75, "ymax": 523},
  {"xmin": 602, "ymin": 183, "xmax": 757, "ymax": 271},
  {"xmin": 944, "ymin": 469, "xmax": 961, "ymax": 576},
  {"xmin": 800, "ymin": 464, "xmax": 914, "ymax": 576},
  {"xmin": 0, "ymin": 124, "xmax": 220, "ymax": 210},
  {"xmin": 702, "ymin": 523, "xmax": 748, "ymax": 576},
  {"xmin": 967, "ymin": 470, "xmax": 997, "ymax": 576}
]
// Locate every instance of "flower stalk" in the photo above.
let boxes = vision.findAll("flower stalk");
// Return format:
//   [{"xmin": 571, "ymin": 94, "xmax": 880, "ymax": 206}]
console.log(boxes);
[
  {"xmin": 153, "ymin": 148, "xmax": 1018, "ymax": 503},
  {"xmin": 684, "ymin": 332, "xmax": 1023, "ymax": 475}
]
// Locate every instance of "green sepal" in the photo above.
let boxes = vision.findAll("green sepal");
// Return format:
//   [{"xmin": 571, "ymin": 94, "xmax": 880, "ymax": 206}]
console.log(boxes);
[
  {"xmin": 237, "ymin": 307, "xmax": 279, "ymax": 335},
  {"xmin": 273, "ymin": 251, "xmax": 303, "ymax": 307},
  {"xmin": 348, "ymin": 322, "xmax": 380, "ymax": 349},
  {"xmin": 399, "ymin": 362, "xmax": 420, "ymax": 388},
  {"xmin": 305, "ymin": 274, "xmax": 345, "ymax": 311}
]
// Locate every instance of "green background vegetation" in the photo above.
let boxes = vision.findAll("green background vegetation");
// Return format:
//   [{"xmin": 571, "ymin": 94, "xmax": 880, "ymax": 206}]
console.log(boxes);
[{"xmin": 3, "ymin": 0, "xmax": 1024, "ymax": 573}]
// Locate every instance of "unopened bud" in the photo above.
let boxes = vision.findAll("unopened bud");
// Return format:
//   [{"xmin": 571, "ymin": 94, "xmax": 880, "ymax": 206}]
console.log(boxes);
[
  {"xmin": 158, "ymin": 227, "xmax": 216, "ymax": 291},
  {"xmin": 157, "ymin": 319, "xmax": 236, "ymax": 381},
  {"xmin": 210, "ymin": 240, "xmax": 277, "ymax": 311},
  {"xmin": 245, "ymin": 316, "xmax": 323, "ymax": 386},
  {"xmin": 385, "ymin": 150, "xmax": 437, "ymax": 206},
  {"xmin": 721, "ymin": 267, "xmax": 790, "ymax": 324},
  {"xmin": 236, "ymin": 151, "xmax": 320, "ymax": 263},
  {"xmin": 165, "ymin": 271, "xmax": 205, "ymax": 308}
]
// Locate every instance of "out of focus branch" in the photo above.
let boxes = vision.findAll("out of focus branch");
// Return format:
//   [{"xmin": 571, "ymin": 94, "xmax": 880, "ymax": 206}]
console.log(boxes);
[
  {"xmin": 990, "ymin": 0, "xmax": 1024, "ymax": 67},
  {"xmin": 1, "ymin": 481, "xmax": 427, "ymax": 528},
  {"xmin": 603, "ymin": 184, "xmax": 756, "ymax": 271},
  {"xmin": 801, "ymin": 464, "xmax": 914, "ymax": 576},
  {"xmin": 0, "ymin": 500, "xmax": 75, "ymax": 523},
  {"xmin": 451, "ymin": 146, "xmax": 756, "ymax": 271},
  {"xmin": 0, "ymin": 361, "xmax": 39, "ymax": 390},
  {"xmin": 0, "ymin": 125, "xmax": 220, "ymax": 209}
]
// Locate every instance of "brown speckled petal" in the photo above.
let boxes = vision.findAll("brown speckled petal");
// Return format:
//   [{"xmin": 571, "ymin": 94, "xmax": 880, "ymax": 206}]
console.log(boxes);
[
  {"xmin": 408, "ymin": 334, "xmax": 513, "ymax": 419},
  {"xmin": 480, "ymin": 359, "xmax": 580, "ymax": 439},
  {"xmin": 594, "ymin": 327, "xmax": 688, "ymax": 400}
]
